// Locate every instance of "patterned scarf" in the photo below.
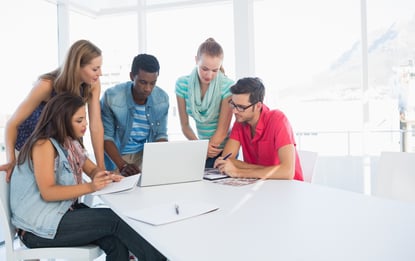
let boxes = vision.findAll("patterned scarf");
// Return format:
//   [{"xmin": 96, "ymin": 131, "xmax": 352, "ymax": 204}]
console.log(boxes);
[
  {"xmin": 64, "ymin": 138, "xmax": 87, "ymax": 185},
  {"xmin": 187, "ymin": 67, "xmax": 224, "ymax": 123}
]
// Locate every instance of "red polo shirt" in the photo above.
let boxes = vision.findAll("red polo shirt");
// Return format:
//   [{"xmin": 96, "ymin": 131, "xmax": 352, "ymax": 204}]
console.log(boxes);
[{"xmin": 229, "ymin": 105, "xmax": 303, "ymax": 181}]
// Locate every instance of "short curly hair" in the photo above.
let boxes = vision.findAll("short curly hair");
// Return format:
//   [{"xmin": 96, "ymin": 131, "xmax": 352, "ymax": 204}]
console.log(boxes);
[{"xmin": 131, "ymin": 54, "xmax": 160, "ymax": 76}]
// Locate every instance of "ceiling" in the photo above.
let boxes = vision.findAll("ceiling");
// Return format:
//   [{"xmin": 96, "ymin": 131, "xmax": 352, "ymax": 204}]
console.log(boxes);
[{"xmin": 48, "ymin": 0, "xmax": 230, "ymax": 17}]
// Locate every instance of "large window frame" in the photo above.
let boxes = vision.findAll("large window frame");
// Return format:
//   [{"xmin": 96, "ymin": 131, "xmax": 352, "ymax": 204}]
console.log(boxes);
[{"xmin": 1, "ymin": 0, "xmax": 415, "ymax": 157}]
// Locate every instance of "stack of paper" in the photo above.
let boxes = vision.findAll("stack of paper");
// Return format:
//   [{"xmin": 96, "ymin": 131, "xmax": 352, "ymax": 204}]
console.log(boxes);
[{"xmin": 123, "ymin": 200, "xmax": 219, "ymax": 226}]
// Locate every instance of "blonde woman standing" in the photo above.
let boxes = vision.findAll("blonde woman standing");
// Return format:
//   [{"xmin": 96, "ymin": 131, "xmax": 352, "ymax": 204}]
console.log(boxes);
[{"xmin": 1, "ymin": 39, "xmax": 105, "ymax": 182}]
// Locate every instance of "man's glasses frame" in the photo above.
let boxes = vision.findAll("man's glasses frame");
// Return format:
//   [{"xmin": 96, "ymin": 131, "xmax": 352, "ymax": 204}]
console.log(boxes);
[{"xmin": 228, "ymin": 99, "xmax": 258, "ymax": 112}]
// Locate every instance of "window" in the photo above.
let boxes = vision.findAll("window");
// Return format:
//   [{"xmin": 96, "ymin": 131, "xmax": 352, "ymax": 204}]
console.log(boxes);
[
  {"xmin": 0, "ymin": 0, "xmax": 57, "ymax": 161},
  {"xmin": 367, "ymin": 0, "xmax": 415, "ymax": 153},
  {"xmin": 0, "ymin": 0, "xmax": 57, "ymax": 116},
  {"xmin": 146, "ymin": 2, "xmax": 235, "ymax": 140},
  {"xmin": 254, "ymin": 0, "xmax": 412, "ymax": 155}
]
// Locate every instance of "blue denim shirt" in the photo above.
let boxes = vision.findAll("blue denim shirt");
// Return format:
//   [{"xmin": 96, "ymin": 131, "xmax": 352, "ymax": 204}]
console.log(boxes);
[
  {"xmin": 101, "ymin": 82, "xmax": 169, "ymax": 170},
  {"xmin": 10, "ymin": 138, "xmax": 76, "ymax": 239}
]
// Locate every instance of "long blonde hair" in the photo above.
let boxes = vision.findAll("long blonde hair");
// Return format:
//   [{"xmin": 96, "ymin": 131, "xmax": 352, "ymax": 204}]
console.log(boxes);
[{"xmin": 40, "ymin": 39, "xmax": 102, "ymax": 101}]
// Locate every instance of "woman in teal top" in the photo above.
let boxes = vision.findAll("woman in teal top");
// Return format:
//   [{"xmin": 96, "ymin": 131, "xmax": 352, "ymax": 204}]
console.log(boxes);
[{"xmin": 175, "ymin": 38, "xmax": 234, "ymax": 168}]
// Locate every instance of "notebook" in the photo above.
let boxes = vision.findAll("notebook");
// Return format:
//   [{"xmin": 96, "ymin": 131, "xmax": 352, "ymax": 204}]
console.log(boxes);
[
  {"xmin": 139, "ymin": 140, "xmax": 209, "ymax": 187},
  {"xmin": 124, "ymin": 200, "xmax": 219, "ymax": 226},
  {"xmin": 91, "ymin": 174, "xmax": 140, "ymax": 195}
]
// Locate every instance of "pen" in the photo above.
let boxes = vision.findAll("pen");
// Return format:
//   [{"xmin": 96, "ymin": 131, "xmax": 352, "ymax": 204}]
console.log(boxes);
[
  {"xmin": 223, "ymin": 152, "xmax": 232, "ymax": 160},
  {"xmin": 175, "ymin": 204, "xmax": 180, "ymax": 215}
]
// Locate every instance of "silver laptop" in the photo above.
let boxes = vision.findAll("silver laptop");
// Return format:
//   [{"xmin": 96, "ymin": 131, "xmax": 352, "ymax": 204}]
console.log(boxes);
[{"xmin": 138, "ymin": 140, "xmax": 209, "ymax": 187}]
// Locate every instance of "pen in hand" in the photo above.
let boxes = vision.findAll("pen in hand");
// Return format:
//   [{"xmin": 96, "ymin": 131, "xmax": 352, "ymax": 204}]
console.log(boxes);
[
  {"xmin": 175, "ymin": 204, "xmax": 180, "ymax": 215},
  {"xmin": 222, "ymin": 152, "xmax": 232, "ymax": 160}
]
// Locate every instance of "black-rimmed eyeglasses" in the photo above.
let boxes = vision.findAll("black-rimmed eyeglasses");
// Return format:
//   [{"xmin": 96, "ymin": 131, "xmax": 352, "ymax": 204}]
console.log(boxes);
[{"xmin": 228, "ymin": 99, "xmax": 257, "ymax": 112}]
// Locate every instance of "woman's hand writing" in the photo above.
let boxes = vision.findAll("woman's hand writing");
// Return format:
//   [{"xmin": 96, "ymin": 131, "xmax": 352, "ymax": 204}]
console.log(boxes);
[{"xmin": 90, "ymin": 171, "xmax": 123, "ymax": 192}]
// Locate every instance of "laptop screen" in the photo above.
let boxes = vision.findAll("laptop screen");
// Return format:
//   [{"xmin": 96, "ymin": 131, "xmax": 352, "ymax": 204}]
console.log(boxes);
[{"xmin": 139, "ymin": 140, "xmax": 209, "ymax": 187}]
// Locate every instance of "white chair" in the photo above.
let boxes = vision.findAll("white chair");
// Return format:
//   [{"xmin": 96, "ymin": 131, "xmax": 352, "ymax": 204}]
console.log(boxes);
[
  {"xmin": 312, "ymin": 156, "xmax": 366, "ymax": 193},
  {"xmin": 0, "ymin": 171, "xmax": 104, "ymax": 261},
  {"xmin": 372, "ymin": 151, "xmax": 415, "ymax": 203},
  {"xmin": 298, "ymin": 150, "xmax": 318, "ymax": 183}
]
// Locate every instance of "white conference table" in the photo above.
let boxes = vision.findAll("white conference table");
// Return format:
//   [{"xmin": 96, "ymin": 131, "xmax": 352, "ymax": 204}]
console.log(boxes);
[{"xmin": 100, "ymin": 179, "xmax": 415, "ymax": 261}]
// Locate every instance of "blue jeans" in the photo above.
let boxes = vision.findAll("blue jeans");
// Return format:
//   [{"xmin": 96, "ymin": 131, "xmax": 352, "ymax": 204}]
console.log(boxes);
[
  {"xmin": 205, "ymin": 151, "xmax": 240, "ymax": 168},
  {"xmin": 20, "ymin": 203, "xmax": 166, "ymax": 261},
  {"xmin": 205, "ymin": 154, "xmax": 220, "ymax": 168}
]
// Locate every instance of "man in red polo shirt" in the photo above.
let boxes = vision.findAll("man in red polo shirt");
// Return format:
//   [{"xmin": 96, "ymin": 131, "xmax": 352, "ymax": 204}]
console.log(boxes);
[{"xmin": 214, "ymin": 77, "xmax": 303, "ymax": 181}]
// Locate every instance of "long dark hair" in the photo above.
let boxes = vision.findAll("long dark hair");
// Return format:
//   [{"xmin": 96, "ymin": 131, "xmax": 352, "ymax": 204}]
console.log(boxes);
[{"xmin": 17, "ymin": 93, "xmax": 86, "ymax": 166}]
